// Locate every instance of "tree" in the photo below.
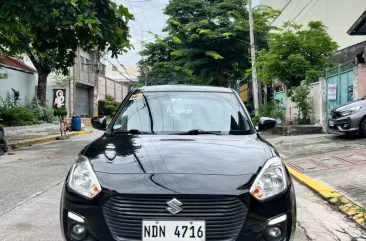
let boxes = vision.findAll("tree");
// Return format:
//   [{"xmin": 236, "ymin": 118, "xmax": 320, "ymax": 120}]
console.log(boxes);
[
  {"xmin": 256, "ymin": 21, "xmax": 338, "ymax": 88},
  {"xmin": 139, "ymin": 0, "xmax": 278, "ymax": 87},
  {"xmin": 0, "ymin": 0, "xmax": 133, "ymax": 106},
  {"xmin": 52, "ymin": 75, "xmax": 78, "ymax": 87},
  {"xmin": 288, "ymin": 85, "xmax": 312, "ymax": 123}
]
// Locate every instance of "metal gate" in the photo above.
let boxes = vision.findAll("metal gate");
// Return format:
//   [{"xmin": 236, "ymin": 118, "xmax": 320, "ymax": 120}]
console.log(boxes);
[
  {"xmin": 76, "ymin": 86, "xmax": 90, "ymax": 118},
  {"xmin": 326, "ymin": 59, "xmax": 356, "ymax": 122}
]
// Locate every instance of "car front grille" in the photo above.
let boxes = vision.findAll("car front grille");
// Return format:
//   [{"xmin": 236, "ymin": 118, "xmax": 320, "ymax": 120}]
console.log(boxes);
[{"xmin": 103, "ymin": 195, "xmax": 248, "ymax": 241}]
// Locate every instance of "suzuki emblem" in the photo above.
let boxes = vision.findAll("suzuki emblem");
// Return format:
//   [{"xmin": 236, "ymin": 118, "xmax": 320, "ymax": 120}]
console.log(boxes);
[{"xmin": 166, "ymin": 198, "xmax": 183, "ymax": 215}]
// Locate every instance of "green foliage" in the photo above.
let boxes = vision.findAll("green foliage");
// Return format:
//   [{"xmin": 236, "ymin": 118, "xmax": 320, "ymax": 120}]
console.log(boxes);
[
  {"xmin": 105, "ymin": 95, "xmax": 115, "ymax": 102},
  {"xmin": 252, "ymin": 100, "xmax": 285, "ymax": 124},
  {"xmin": 0, "ymin": 95, "xmax": 57, "ymax": 126},
  {"xmin": 256, "ymin": 21, "xmax": 338, "ymax": 88},
  {"xmin": 27, "ymin": 95, "xmax": 58, "ymax": 123},
  {"xmin": 98, "ymin": 100, "xmax": 120, "ymax": 115},
  {"xmin": 53, "ymin": 107, "xmax": 68, "ymax": 117},
  {"xmin": 105, "ymin": 105, "xmax": 117, "ymax": 116},
  {"xmin": 0, "ymin": 107, "xmax": 36, "ymax": 126},
  {"xmin": 288, "ymin": 85, "xmax": 311, "ymax": 123},
  {"xmin": 138, "ymin": 0, "xmax": 278, "ymax": 86},
  {"xmin": 0, "ymin": 97, "xmax": 12, "ymax": 108},
  {"xmin": 10, "ymin": 88, "xmax": 20, "ymax": 106},
  {"xmin": 0, "ymin": 72, "xmax": 8, "ymax": 79},
  {"xmin": 52, "ymin": 75, "xmax": 77, "ymax": 87},
  {"xmin": 0, "ymin": 0, "xmax": 134, "ymax": 105}
]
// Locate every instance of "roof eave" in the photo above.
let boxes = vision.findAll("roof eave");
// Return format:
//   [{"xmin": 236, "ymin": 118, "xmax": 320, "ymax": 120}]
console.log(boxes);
[
  {"xmin": 348, "ymin": 10, "xmax": 366, "ymax": 36},
  {"xmin": 0, "ymin": 63, "xmax": 37, "ymax": 74}
]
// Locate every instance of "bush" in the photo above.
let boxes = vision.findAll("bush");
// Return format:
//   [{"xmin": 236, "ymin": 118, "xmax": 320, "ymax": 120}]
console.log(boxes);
[
  {"xmin": 98, "ymin": 100, "xmax": 120, "ymax": 115},
  {"xmin": 252, "ymin": 100, "xmax": 285, "ymax": 124},
  {"xmin": 53, "ymin": 107, "xmax": 68, "ymax": 117},
  {"xmin": 105, "ymin": 105, "xmax": 117, "ymax": 115},
  {"xmin": 27, "ymin": 96, "xmax": 58, "ymax": 123},
  {"xmin": 0, "ymin": 107, "xmax": 36, "ymax": 126}
]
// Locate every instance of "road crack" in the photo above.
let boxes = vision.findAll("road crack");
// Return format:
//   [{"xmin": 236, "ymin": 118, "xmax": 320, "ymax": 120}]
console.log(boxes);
[
  {"xmin": 0, "ymin": 181, "xmax": 64, "ymax": 217},
  {"xmin": 297, "ymin": 221, "xmax": 315, "ymax": 241}
]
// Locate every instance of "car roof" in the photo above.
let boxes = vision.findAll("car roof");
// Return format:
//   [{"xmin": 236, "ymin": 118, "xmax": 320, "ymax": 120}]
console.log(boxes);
[{"xmin": 138, "ymin": 85, "xmax": 234, "ymax": 93}]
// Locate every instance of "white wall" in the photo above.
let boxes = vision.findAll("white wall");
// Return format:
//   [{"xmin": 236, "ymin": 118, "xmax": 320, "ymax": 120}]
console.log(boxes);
[
  {"xmin": 0, "ymin": 68, "xmax": 37, "ymax": 105},
  {"xmin": 283, "ymin": 82, "xmax": 321, "ymax": 125},
  {"xmin": 260, "ymin": 0, "xmax": 366, "ymax": 49}
]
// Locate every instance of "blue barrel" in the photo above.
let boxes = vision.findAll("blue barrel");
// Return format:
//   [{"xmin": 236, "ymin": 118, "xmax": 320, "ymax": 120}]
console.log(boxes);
[{"xmin": 71, "ymin": 116, "xmax": 82, "ymax": 131}]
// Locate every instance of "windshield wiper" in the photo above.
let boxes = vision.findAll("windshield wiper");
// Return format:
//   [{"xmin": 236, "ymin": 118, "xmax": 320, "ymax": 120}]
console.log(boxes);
[
  {"xmin": 170, "ymin": 129, "xmax": 221, "ymax": 135},
  {"xmin": 112, "ymin": 129, "xmax": 154, "ymax": 135}
]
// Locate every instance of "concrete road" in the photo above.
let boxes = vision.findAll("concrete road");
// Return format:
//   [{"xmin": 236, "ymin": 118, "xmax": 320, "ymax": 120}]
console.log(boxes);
[
  {"xmin": 0, "ymin": 132, "xmax": 365, "ymax": 241},
  {"xmin": 265, "ymin": 133, "xmax": 366, "ymax": 209}
]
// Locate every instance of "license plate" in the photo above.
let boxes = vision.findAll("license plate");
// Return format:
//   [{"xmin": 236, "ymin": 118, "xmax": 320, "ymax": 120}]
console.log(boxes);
[
  {"xmin": 329, "ymin": 121, "xmax": 335, "ymax": 127},
  {"xmin": 142, "ymin": 220, "xmax": 206, "ymax": 241}
]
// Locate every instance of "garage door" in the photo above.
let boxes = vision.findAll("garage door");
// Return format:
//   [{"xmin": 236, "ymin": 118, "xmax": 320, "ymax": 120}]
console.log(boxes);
[{"xmin": 76, "ymin": 87, "xmax": 90, "ymax": 117}]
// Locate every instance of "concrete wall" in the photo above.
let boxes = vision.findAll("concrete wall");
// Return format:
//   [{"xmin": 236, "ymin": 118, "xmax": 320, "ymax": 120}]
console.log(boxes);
[
  {"xmin": 281, "ymin": 82, "xmax": 322, "ymax": 125},
  {"xmin": 115, "ymin": 82, "xmax": 123, "ymax": 102},
  {"xmin": 357, "ymin": 64, "xmax": 366, "ymax": 98},
  {"xmin": 0, "ymin": 68, "xmax": 37, "ymax": 105},
  {"xmin": 97, "ymin": 75, "xmax": 130, "ymax": 103},
  {"xmin": 98, "ymin": 75, "xmax": 106, "ymax": 100},
  {"xmin": 260, "ymin": 0, "xmax": 366, "ymax": 49},
  {"xmin": 106, "ymin": 78, "xmax": 115, "ymax": 97}
]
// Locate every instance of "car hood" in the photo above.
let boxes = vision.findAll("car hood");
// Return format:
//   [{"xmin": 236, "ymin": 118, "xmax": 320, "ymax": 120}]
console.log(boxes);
[
  {"xmin": 82, "ymin": 134, "xmax": 274, "ymax": 176},
  {"xmin": 332, "ymin": 99, "xmax": 366, "ymax": 112}
]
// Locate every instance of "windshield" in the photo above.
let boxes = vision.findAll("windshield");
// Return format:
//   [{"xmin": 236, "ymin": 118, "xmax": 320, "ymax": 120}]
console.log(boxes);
[{"xmin": 111, "ymin": 91, "xmax": 253, "ymax": 135}]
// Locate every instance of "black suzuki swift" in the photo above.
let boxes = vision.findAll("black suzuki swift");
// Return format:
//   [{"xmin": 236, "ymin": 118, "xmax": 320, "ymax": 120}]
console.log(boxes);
[{"xmin": 60, "ymin": 85, "xmax": 296, "ymax": 241}]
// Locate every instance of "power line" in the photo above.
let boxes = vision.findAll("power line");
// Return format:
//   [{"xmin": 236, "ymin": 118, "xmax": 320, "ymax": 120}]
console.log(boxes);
[
  {"xmin": 102, "ymin": 57, "xmax": 135, "ymax": 84},
  {"xmin": 116, "ymin": 59, "xmax": 133, "ymax": 81},
  {"xmin": 125, "ymin": 0, "xmax": 146, "ymax": 31},
  {"xmin": 134, "ymin": 4, "xmax": 167, "ymax": 14},
  {"xmin": 290, "ymin": 0, "xmax": 315, "ymax": 24},
  {"xmin": 270, "ymin": 0, "xmax": 294, "ymax": 25},
  {"xmin": 289, "ymin": 0, "xmax": 300, "ymax": 21},
  {"xmin": 138, "ymin": 1, "xmax": 152, "ymax": 32},
  {"xmin": 125, "ymin": 0, "xmax": 152, "ymax": 2},
  {"xmin": 295, "ymin": 0, "xmax": 320, "ymax": 23}
]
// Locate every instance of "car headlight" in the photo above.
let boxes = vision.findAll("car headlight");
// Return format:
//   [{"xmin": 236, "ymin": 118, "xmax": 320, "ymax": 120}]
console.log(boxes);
[
  {"xmin": 68, "ymin": 156, "xmax": 102, "ymax": 199},
  {"xmin": 339, "ymin": 106, "xmax": 361, "ymax": 117},
  {"xmin": 250, "ymin": 156, "xmax": 287, "ymax": 201}
]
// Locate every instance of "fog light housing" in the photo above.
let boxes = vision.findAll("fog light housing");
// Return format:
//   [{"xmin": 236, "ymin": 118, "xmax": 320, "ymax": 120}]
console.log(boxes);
[
  {"xmin": 267, "ymin": 227, "xmax": 282, "ymax": 239},
  {"xmin": 70, "ymin": 224, "xmax": 88, "ymax": 240}
]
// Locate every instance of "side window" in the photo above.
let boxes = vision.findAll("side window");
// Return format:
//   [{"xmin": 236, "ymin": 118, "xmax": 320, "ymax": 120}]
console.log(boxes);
[{"xmin": 114, "ymin": 96, "xmax": 150, "ymax": 131}]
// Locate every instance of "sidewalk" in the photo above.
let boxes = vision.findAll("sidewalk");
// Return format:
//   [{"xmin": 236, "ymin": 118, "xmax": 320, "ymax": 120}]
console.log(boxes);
[
  {"xmin": 5, "ymin": 127, "xmax": 95, "ymax": 149},
  {"xmin": 265, "ymin": 133, "xmax": 366, "ymax": 228}
]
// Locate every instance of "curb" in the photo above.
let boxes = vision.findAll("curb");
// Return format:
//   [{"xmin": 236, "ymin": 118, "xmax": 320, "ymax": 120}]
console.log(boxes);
[
  {"xmin": 8, "ymin": 130, "xmax": 95, "ymax": 148},
  {"xmin": 286, "ymin": 165, "xmax": 366, "ymax": 229}
]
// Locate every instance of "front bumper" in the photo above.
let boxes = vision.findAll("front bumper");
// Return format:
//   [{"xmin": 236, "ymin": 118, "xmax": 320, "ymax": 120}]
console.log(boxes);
[
  {"xmin": 328, "ymin": 116, "xmax": 360, "ymax": 133},
  {"xmin": 60, "ymin": 182, "xmax": 296, "ymax": 241}
]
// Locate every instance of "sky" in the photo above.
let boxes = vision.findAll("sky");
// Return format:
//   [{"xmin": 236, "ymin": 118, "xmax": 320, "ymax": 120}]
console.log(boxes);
[{"xmin": 110, "ymin": 0, "xmax": 260, "ymax": 79}]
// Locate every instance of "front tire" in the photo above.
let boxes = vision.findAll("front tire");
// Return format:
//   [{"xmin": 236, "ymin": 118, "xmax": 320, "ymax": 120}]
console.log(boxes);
[{"xmin": 360, "ymin": 118, "xmax": 366, "ymax": 137}]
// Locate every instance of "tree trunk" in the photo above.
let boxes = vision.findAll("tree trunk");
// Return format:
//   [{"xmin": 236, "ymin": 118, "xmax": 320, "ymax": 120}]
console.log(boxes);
[
  {"xmin": 218, "ymin": 72, "xmax": 229, "ymax": 87},
  {"xmin": 37, "ymin": 71, "xmax": 50, "ymax": 106}
]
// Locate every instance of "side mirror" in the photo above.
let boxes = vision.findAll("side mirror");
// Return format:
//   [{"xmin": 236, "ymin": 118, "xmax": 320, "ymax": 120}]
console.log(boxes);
[
  {"xmin": 91, "ymin": 116, "xmax": 107, "ymax": 131},
  {"xmin": 258, "ymin": 117, "xmax": 276, "ymax": 132}
]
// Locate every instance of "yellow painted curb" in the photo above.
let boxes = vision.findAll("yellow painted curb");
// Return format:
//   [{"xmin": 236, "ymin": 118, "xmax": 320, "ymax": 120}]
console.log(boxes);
[
  {"xmin": 8, "ymin": 130, "xmax": 94, "ymax": 148},
  {"xmin": 286, "ymin": 165, "xmax": 366, "ymax": 229}
]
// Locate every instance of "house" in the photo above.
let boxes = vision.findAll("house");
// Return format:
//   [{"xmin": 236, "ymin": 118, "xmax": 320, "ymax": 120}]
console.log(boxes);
[
  {"xmin": 0, "ymin": 55, "xmax": 37, "ymax": 106},
  {"xmin": 260, "ymin": 0, "xmax": 366, "ymax": 49},
  {"xmin": 347, "ymin": 9, "xmax": 366, "ymax": 99},
  {"xmin": 22, "ymin": 49, "xmax": 132, "ymax": 118}
]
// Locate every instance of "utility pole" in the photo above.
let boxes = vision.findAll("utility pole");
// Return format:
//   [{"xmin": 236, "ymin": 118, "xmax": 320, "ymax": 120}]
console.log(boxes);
[
  {"xmin": 248, "ymin": 0, "xmax": 260, "ymax": 112},
  {"xmin": 144, "ymin": 66, "xmax": 148, "ymax": 86}
]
